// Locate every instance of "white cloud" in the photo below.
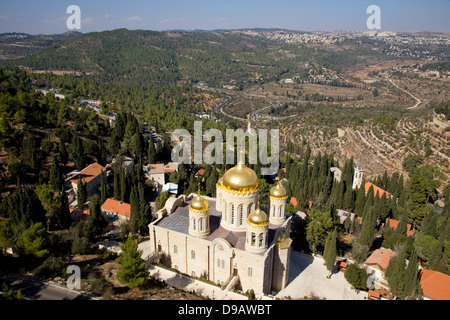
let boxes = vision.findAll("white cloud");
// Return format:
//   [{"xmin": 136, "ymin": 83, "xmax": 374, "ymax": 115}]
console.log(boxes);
[
  {"xmin": 121, "ymin": 16, "xmax": 141, "ymax": 23},
  {"xmin": 82, "ymin": 17, "xmax": 95, "ymax": 25}
]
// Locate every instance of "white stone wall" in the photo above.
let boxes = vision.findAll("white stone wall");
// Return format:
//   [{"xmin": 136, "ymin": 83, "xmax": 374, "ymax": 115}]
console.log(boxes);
[
  {"xmin": 269, "ymin": 196, "xmax": 287, "ymax": 225},
  {"xmin": 220, "ymin": 188, "xmax": 258, "ymax": 232}
]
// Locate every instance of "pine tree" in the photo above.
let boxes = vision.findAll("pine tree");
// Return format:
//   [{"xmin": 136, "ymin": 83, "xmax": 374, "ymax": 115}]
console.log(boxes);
[{"xmin": 117, "ymin": 235, "xmax": 148, "ymax": 288}]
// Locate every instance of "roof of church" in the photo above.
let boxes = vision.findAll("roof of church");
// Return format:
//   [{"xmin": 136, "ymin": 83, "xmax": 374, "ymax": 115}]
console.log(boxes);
[{"xmin": 154, "ymin": 198, "xmax": 277, "ymax": 252}]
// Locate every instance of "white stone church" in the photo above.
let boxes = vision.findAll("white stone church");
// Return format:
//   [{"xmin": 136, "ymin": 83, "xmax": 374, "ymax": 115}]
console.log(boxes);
[{"xmin": 140, "ymin": 158, "xmax": 293, "ymax": 295}]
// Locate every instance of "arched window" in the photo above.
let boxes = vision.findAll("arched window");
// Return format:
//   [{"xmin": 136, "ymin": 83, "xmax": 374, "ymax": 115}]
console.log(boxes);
[
  {"xmin": 192, "ymin": 217, "xmax": 196, "ymax": 230},
  {"xmin": 251, "ymin": 233, "xmax": 256, "ymax": 246},
  {"xmin": 258, "ymin": 233, "xmax": 264, "ymax": 247},
  {"xmin": 199, "ymin": 218, "xmax": 203, "ymax": 231},
  {"xmin": 173, "ymin": 245, "xmax": 178, "ymax": 254},
  {"xmin": 224, "ymin": 201, "xmax": 227, "ymax": 221},
  {"xmin": 278, "ymin": 205, "xmax": 283, "ymax": 217},
  {"xmin": 271, "ymin": 205, "xmax": 275, "ymax": 217},
  {"xmin": 248, "ymin": 267, "xmax": 252, "ymax": 277},
  {"xmin": 191, "ymin": 250, "xmax": 195, "ymax": 260},
  {"xmin": 231, "ymin": 204, "xmax": 235, "ymax": 224},
  {"xmin": 239, "ymin": 204, "xmax": 244, "ymax": 225}
]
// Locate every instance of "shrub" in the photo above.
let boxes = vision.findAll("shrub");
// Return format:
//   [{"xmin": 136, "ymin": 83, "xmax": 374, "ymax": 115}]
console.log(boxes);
[{"xmin": 344, "ymin": 264, "xmax": 368, "ymax": 290}]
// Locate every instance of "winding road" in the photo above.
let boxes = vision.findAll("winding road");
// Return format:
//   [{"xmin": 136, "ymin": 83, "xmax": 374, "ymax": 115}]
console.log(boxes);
[{"xmin": 388, "ymin": 79, "xmax": 421, "ymax": 109}]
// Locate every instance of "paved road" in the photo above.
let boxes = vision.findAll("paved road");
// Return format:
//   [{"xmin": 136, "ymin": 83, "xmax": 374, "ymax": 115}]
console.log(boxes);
[{"xmin": 0, "ymin": 273, "xmax": 94, "ymax": 300}]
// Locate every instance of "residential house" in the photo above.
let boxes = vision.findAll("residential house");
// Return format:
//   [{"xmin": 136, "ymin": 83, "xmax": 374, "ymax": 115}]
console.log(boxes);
[
  {"xmin": 145, "ymin": 162, "xmax": 179, "ymax": 191},
  {"xmin": 363, "ymin": 248, "xmax": 396, "ymax": 288},
  {"xmin": 101, "ymin": 198, "xmax": 131, "ymax": 222},
  {"xmin": 419, "ymin": 269, "xmax": 450, "ymax": 300},
  {"xmin": 65, "ymin": 162, "xmax": 106, "ymax": 203},
  {"xmin": 382, "ymin": 218, "xmax": 415, "ymax": 236}
]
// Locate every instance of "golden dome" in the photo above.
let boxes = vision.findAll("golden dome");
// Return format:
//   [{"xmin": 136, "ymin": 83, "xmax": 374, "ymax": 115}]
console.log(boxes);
[
  {"xmin": 270, "ymin": 180, "xmax": 287, "ymax": 199},
  {"xmin": 275, "ymin": 231, "xmax": 292, "ymax": 249},
  {"xmin": 222, "ymin": 163, "xmax": 258, "ymax": 193},
  {"xmin": 247, "ymin": 204, "xmax": 268, "ymax": 227},
  {"xmin": 276, "ymin": 232, "xmax": 287, "ymax": 244},
  {"xmin": 189, "ymin": 193, "xmax": 209, "ymax": 212},
  {"xmin": 216, "ymin": 176, "xmax": 224, "ymax": 187}
]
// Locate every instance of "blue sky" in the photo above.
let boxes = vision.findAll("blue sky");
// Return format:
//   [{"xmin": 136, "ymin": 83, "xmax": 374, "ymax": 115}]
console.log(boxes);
[{"xmin": 1, "ymin": 0, "xmax": 449, "ymax": 34}]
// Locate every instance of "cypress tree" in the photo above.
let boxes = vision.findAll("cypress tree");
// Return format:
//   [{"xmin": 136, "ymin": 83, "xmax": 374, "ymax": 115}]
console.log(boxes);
[
  {"xmin": 59, "ymin": 186, "xmax": 72, "ymax": 229},
  {"xmin": 359, "ymin": 206, "xmax": 377, "ymax": 248},
  {"xmin": 99, "ymin": 170, "xmax": 108, "ymax": 205},
  {"xmin": 324, "ymin": 229, "xmax": 337, "ymax": 278},
  {"xmin": 59, "ymin": 141, "xmax": 69, "ymax": 165},
  {"xmin": 49, "ymin": 155, "xmax": 63, "ymax": 192},
  {"xmin": 403, "ymin": 250, "xmax": 422, "ymax": 299},
  {"xmin": 71, "ymin": 134, "xmax": 85, "ymax": 170},
  {"xmin": 76, "ymin": 176, "xmax": 87, "ymax": 210}
]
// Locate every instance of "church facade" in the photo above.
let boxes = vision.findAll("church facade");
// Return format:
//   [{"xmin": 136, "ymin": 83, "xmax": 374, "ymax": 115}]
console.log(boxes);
[{"xmin": 146, "ymin": 159, "xmax": 293, "ymax": 295}]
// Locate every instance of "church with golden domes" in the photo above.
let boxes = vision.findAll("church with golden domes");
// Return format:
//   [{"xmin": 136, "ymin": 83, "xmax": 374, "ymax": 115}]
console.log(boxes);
[{"xmin": 145, "ymin": 157, "xmax": 293, "ymax": 295}]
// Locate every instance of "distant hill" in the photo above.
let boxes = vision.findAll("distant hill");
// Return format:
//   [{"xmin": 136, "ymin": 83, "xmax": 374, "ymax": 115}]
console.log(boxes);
[
  {"xmin": 4, "ymin": 28, "xmax": 385, "ymax": 87},
  {"xmin": 0, "ymin": 31, "xmax": 82, "ymax": 61}
]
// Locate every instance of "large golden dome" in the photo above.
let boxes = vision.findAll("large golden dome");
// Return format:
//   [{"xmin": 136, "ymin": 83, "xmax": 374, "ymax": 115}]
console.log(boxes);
[
  {"xmin": 189, "ymin": 192, "xmax": 209, "ymax": 212},
  {"xmin": 247, "ymin": 205, "xmax": 268, "ymax": 227},
  {"xmin": 222, "ymin": 162, "xmax": 258, "ymax": 193},
  {"xmin": 270, "ymin": 180, "xmax": 287, "ymax": 199}
]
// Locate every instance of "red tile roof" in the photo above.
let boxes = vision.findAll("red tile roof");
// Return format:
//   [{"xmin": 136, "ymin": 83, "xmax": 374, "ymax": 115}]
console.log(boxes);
[
  {"xmin": 364, "ymin": 248, "xmax": 396, "ymax": 271},
  {"xmin": 420, "ymin": 269, "xmax": 450, "ymax": 300},
  {"xmin": 101, "ymin": 198, "xmax": 131, "ymax": 218},
  {"xmin": 67, "ymin": 162, "xmax": 106, "ymax": 184},
  {"xmin": 290, "ymin": 197, "xmax": 298, "ymax": 207},
  {"xmin": 195, "ymin": 168, "xmax": 205, "ymax": 176},
  {"xmin": 365, "ymin": 182, "xmax": 391, "ymax": 199},
  {"xmin": 382, "ymin": 218, "xmax": 415, "ymax": 236},
  {"xmin": 368, "ymin": 290, "xmax": 380, "ymax": 298}
]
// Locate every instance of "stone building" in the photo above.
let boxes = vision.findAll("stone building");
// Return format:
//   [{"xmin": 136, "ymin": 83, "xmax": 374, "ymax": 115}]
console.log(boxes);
[{"xmin": 143, "ymin": 158, "xmax": 292, "ymax": 295}]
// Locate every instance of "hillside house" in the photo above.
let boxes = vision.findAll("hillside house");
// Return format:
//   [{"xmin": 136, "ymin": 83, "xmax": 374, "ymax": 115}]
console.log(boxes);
[
  {"xmin": 66, "ymin": 163, "xmax": 106, "ymax": 203},
  {"xmin": 363, "ymin": 248, "xmax": 396, "ymax": 288},
  {"xmin": 101, "ymin": 198, "xmax": 131, "ymax": 222}
]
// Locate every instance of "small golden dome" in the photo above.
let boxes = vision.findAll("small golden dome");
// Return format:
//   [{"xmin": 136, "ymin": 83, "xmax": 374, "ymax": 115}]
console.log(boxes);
[
  {"xmin": 270, "ymin": 180, "xmax": 287, "ymax": 199},
  {"xmin": 247, "ymin": 205, "xmax": 268, "ymax": 227},
  {"xmin": 216, "ymin": 176, "xmax": 224, "ymax": 187},
  {"xmin": 222, "ymin": 163, "xmax": 258, "ymax": 193},
  {"xmin": 275, "ymin": 231, "xmax": 292, "ymax": 249},
  {"xmin": 189, "ymin": 193, "xmax": 209, "ymax": 212}
]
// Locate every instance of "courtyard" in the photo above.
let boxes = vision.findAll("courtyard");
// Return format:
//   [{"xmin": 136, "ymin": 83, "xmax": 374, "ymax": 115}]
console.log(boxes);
[{"xmin": 276, "ymin": 251, "xmax": 367, "ymax": 300}]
